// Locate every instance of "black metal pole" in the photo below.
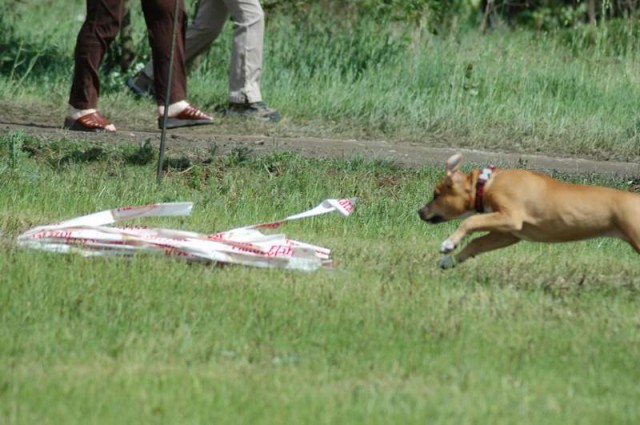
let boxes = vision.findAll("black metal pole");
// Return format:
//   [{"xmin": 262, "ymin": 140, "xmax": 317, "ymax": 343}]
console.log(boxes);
[{"xmin": 156, "ymin": 0, "xmax": 180, "ymax": 184}]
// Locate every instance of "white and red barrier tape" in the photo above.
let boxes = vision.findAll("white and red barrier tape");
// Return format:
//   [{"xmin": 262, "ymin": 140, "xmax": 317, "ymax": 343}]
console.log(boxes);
[{"xmin": 17, "ymin": 198, "xmax": 356, "ymax": 272}]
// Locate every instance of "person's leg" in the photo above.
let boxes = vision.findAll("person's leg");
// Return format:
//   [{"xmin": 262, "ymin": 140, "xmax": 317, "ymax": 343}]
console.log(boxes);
[
  {"xmin": 142, "ymin": 0, "xmax": 230, "ymax": 79},
  {"xmin": 225, "ymin": 0, "xmax": 264, "ymax": 104},
  {"xmin": 141, "ymin": 0, "xmax": 188, "ymax": 106},
  {"xmin": 142, "ymin": 0, "xmax": 213, "ymax": 128},
  {"xmin": 130, "ymin": 0, "xmax": 228, "ymax": 96},
  {"xmin": 185, "ymin": 0, "xmax": 229, "ymax": 67},
  {"xmin": 69, "ymin": 0, "xmax": 124, "ymax": 109},
  {"xmin": 66, "ymin": 0, "xmax": 123, "ymax": 131},
  {"xmin": 224, "ymin": 0, "xmax": 279, "ymax": 121}
]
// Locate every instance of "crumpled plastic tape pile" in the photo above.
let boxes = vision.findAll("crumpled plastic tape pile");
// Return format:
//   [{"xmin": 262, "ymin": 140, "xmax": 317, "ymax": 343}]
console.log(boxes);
[{"xmin": 17, "ymin": 198, "xmax": 356, "ymax": 272}]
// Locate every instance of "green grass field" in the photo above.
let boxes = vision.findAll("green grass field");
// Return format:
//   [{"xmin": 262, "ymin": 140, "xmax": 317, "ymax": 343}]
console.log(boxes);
[
  {"xmin": 2, "ymin": 1, "xmax": 640, "ymax": 423},
  {"xmin": 1, "ymin": 136, "xmax": 640, "ymax": 424},
  {"xmin": 1, "ymin": 0, "xmax": 640, "ymax": 160}
]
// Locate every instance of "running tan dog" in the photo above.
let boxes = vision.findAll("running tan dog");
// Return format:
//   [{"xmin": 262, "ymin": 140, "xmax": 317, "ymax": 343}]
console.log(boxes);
[{"xmin": 418, "ymin": 153, "xmax": 640, "ymax": 269}]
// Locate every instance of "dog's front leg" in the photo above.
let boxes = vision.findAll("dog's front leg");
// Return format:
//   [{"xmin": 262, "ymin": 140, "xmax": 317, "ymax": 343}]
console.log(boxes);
[
  {"xmin": 438, "ymin": 232, "xmax": 521, "ymax": 269},
  {"xmin": 440, "ymin": 212, "xmax": 523, "ymax": 254}
]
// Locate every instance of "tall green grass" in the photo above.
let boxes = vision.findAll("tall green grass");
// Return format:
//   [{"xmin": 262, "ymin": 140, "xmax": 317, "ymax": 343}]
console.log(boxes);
[
  {"xmin": 2, "ymin": 1, "xmax": 640, "ymax": 160},
  {"xmin": 1, "ymin": 134, "xmax": 640, "ymax": 424}
]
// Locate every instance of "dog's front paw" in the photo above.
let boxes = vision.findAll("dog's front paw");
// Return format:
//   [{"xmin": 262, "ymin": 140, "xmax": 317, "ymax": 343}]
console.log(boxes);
[
  {"xmin": 440, "ymin": 239, "xmax": 456, "ymax": 254},
  {"xmin": 437, "ymin": 255, "xmax": 457, "ymax": 269}
]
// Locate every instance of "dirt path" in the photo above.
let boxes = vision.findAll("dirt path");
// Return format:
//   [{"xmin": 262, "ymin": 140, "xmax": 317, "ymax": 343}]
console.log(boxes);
[{"xmin": 2, "ymin": 119, "xmax": 639, "ymax": 178}]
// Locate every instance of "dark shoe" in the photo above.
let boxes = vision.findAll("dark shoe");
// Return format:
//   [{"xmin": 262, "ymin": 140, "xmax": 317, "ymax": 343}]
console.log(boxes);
[
  {"xmin": 226, "ymin": 101, "xmax": 280, "ymax": 123},
  {"xmin": 158, "ymin": 105, "xmax": 214, "ymax": 129},
  {"xmin": 63, "ymin": 112, "xmax": 116, "ymax": 133},
  {"xmin": 126, "ymin": 72, "xmax": 155, "ymax": 98}
]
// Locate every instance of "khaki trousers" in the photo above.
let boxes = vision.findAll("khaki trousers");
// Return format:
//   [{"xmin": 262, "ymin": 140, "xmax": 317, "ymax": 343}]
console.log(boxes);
[
  {"xmin": 70, "ymin": 0, "xmax": 188, "ymax": 109},
  {"xmin": 142, "ymin": 0, "xmax": 265, "ymax": 103}
]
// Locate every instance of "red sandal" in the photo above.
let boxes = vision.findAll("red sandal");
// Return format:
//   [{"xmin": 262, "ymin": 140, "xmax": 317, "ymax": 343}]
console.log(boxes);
[
  {"xmin": 158, "ymin": 104, "xmax": 213, "ymax": 129},
  {"xmin": 63, "ymin": 112, "xmax": 116, "ymax": 133}
]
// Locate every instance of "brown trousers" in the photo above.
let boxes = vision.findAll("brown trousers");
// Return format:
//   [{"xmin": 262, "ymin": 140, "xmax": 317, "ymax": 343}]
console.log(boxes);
[{"xmin": 69, "ymin": 0, "xmax": 188, "ymax": 109}]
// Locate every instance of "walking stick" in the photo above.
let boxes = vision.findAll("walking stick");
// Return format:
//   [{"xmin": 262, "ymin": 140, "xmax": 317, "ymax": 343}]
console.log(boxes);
[{"xmin": 156, "ymin": 0, "xmax": 180, "ymax": 184}]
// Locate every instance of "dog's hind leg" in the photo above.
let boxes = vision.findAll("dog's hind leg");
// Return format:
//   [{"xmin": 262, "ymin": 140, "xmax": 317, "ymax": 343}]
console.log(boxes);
[{"xmin": 438, "ymin": 232, "xmax": 520, "ymax": 269}]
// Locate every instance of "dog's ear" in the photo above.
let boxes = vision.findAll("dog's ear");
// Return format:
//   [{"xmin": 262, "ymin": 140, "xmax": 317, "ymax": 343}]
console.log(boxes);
[{"xmin": 445, "ymin": 153, "xmax": 463, "ymax": 177}]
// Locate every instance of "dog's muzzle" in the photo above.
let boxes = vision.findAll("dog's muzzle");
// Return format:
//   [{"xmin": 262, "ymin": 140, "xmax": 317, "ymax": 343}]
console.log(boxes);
[{"xmin": 418, "ymin": 208, "xmax": 446, "ymax": 224}]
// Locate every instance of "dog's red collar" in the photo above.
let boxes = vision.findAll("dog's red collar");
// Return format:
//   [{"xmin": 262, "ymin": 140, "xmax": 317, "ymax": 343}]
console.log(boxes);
[{"xmin": 475, "ymin": 166, "xmax": 495, "ymax": 213}]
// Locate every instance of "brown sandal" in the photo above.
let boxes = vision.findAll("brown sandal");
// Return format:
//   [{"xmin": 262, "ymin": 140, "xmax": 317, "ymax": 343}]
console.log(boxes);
[
  {"xmin": 63, "ymin": 112, "xmax": 116, "ymax": 133},
  {"xmin": 158, "ymin": 105, "xmax": 213, "ymax": 129}
]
